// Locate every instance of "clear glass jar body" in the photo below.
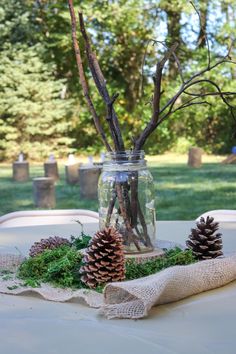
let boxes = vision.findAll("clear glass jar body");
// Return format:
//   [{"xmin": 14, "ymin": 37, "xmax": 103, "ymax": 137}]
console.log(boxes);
[{"xmin": 98, "ymin": 151, "xmax": 156, "ymax": 254}]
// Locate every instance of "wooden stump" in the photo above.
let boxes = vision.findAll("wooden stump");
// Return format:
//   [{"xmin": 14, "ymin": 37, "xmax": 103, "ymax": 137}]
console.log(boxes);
[
  {"xmin": 221, "ymin": 154, "xmax": 236, "ymax": 164},
  {"xmin": 65, "ymin": 163, "xmax": 80, "ymax": 185},
  {"xmin": 44, "ymin": 162, "xmax": 59, "ymax": 181},
  {"xmin": 79, "ymin": 166, "xmax": 102, "ymax": 199},
  {"xmin": 12, "ymin": 162, "xmax": 29, "ymax": 182},
  {"xmin": 188, "ymin": 147, "xmax": 203, "ymax": 168},
  {"xmin": 33, "ymin": 177, "xmax": 55, "ymax": 208}
]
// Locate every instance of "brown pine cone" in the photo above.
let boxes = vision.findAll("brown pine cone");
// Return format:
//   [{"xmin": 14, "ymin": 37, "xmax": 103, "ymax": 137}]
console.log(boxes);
[
  {"xmin": 29, "ymin": 236, "xmax": 71, "ymax": 257},
  {"xmin": 186, "ymin": 216, "xmax": 223, "ymax": 260},
  {"xmin": 80, "ymin": 227, "xmax": 125, "ymax": 288}
]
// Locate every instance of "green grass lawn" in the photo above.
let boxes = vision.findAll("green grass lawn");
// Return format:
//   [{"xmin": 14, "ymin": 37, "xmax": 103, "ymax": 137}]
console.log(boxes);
[{"xmin": 0, "ymin": 154, "xmax": 236, "ymax": 220}]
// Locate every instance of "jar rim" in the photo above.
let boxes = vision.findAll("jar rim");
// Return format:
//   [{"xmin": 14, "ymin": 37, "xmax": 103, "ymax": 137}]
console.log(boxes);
[
  {"xmin": 103, "ymin": 150, "xmax": 146, "ymax": 168},
  {"xmin": 104, "ymin": 150, "xmax": 145, "ymax": 160}
]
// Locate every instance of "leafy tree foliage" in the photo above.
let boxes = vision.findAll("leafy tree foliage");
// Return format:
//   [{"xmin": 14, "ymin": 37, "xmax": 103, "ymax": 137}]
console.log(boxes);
[
  {"xmin": 0, "ymin": 45, "xmax": 74, "ymax": 160},
  {"xmin": 0, "ymin": 0, "xmax": 236, "ymax": 159},
  {"xmin": 0, "ymin": 0, "xmax": 74, "ymax": 160}
]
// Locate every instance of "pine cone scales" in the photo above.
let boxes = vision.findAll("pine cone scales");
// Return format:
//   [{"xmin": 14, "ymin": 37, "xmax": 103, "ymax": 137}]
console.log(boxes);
[
  {"xmin": 186, "ymin": 216, "xmax": 223, "ymax": 260},
  {"xmin": 29, "ymin": 236, "xmax": 71, "ymax": 257},
  {"xmin": 80, "ymin": 227, "xmax": 125, "ymax": 288}
]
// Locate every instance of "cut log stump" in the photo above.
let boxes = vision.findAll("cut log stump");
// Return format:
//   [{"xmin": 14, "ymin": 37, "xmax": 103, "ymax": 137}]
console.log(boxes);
[
  {"xmin": 65, "ymin": 163, "xmax": 80, "ymax": 185},
  {"xmin": 44, "ymin": 162, "xmax": 59, "ymax": 181},
  {"xmin": 188, "ymin": 147, "xmax": 203, "ymax": 168},
  {"xmin": 12, "ymin": 162, "xmax": 29, "ymax": 182},
  {"xmin": 221, "ymin": 154, "xmax": 236, "ymax": 164},
  {"xmin": 79, "ymin": 165, "xmax": 102, "ymax": 199},
  {"xmin": 33, "ymin": 177, "xmax": 55, "ymax": 208}
]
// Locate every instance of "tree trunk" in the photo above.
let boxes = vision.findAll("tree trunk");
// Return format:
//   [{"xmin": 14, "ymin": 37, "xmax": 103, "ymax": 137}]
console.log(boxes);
[
  {"xmin": 166, "ymin": 9, "xmax": 181, "ymax": 79},
  {"xmin": 221, "ymin": 2, "xmax": 236, "ymax": 80},
  {"xmin": 197, "ymin": 2, "xmax": 209, "ymax": 48}
]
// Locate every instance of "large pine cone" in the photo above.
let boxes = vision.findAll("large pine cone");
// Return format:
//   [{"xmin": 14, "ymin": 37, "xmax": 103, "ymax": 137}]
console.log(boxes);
[
  {"xmin": 29, "ymin": 236, "xmax": 71, "ymax": 257},
  {"xmin": 80, "ymin": 227, "xmax": 125, "ymax": 288},
  {"xmin": 186, "ymin": 216, "xmax": 223, "ymax": 260}
]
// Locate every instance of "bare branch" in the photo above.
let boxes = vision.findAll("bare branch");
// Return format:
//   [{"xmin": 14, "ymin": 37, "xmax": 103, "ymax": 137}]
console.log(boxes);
[
  {"xmin": 78, "ymin": 12, "xmax": 125, "ymax": 152},
  {"xmin": 170, "ymin": 99, "xmax": 211, "ymax": 115},
  {"xmin": 160, "ymin": 57, "xmax": 236, "ymax": 118},
  {"xmin": 225, "ymin": 60, "xmax": 236, "ymax": 65},
  {"xmin": 140, "ymin": 38, "xmax": 185, "ymax": 115},
  {"xmin": 106, "ymin": 93, "xmax": 121, "ymax": 143},
  {"xmin": 185, "ymin": 57, "xmax": 227, "ymax": 87},
  {"xmin": 67, "ymin": 0, "xmax": 112, "ymax": 151},
  {"xmin": 150, "ymin": 39, "xmax": 185, "ymax": 83},
  {"xmin": 159, "ymin": 78, "xmax": 236, "ymax": 125},
  {"xmin": 134, "ymin": 42, "xmax": 179, "ymax": 151},
  {"xmin": 185, "ymin": 80, "xmax": 235, "ymax": 118},
  {"xmin": 184, "ymin": 90, "xmax": 236, "ymax": 97}
]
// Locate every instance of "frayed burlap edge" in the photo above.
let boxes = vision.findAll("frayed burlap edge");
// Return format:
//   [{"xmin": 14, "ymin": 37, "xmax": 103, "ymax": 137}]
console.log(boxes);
[{"xmin": 0, "ymin": 254, "xmax": 103, "ymax": 308}]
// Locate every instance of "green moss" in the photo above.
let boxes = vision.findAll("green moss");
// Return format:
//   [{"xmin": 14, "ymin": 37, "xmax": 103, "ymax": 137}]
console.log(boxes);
[
  {"xmin": 18, "ymin": 232, "xmax": 92, "ymax": 289},
  {"xmin": 18, "ymin": 245, "xmax": 83, "ymax": 288},
  {"xmin": 125, "ymin": 248, "xmax": 196, "ymax": 280}
]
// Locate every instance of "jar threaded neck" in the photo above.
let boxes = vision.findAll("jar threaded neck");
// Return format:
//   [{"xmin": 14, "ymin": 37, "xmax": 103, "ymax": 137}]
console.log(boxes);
[
  {"xmin": 104, "ymin": 150, "xmax": 145, "ymax": 162},
  {"xmin": 103, "ymin": 150, "xmax": 146, "ymax": 171}
]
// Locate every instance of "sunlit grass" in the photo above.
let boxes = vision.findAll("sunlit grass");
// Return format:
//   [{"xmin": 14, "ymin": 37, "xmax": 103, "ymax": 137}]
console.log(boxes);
[
  {"xmin": 149, "ymin": 155, "xmax": 236, "ymax": 219},
  {"xmin": 0, "ymin": 154, "xmax": 235, "ymax": 220}
]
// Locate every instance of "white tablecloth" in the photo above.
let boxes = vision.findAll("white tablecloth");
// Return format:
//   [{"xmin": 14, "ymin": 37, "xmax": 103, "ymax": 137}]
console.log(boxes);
[{"xmin": 0, "ymin": 221, "xmax": 236, "ymax": 354}]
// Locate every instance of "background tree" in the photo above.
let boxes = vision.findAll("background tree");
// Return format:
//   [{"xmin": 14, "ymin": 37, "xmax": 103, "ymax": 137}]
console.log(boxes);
[
  {"xmin": 0, "ymin": 0, "xmax": 74, "ymax": 160},
  {"xmin": 0, "ymin": 0, "xmax": 235, "ymax": 159},
  {"xmin": 0, "ymin": 45, "xmax": 73, "ymax": 160}
]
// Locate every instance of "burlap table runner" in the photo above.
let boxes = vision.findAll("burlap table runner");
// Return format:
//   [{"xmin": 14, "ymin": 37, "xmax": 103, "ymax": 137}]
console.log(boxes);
[{"xmin": 1, "ymin": 253, "xmax": 236, "ymax": 319}]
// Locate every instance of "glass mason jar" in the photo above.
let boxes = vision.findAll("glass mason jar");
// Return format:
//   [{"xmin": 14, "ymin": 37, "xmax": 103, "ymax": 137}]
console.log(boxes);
[{"xmin": 98, "ymin": 151, "xmax": 156, "ymax": 254}]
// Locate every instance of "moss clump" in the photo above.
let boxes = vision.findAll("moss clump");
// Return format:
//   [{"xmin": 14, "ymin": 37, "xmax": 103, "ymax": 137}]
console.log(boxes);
[
  {"xmin": 125, "ymin": 247, "xmax": 196, "ymax": 280},
  {"xmin": 18, "ymin": 245, "xmax": 83, "ymax": 288},
  {"xmin": 18, "ymin": 232, "xmax": 91, "ymax": 289}
]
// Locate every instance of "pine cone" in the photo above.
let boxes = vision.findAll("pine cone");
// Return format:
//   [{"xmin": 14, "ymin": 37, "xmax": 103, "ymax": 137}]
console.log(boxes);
[
  {"xmin": 80, "ymin": 227, "xmax": 125, "ymax": 288},
  {"xmin": 186, "ymin": 216, "xmax": 223, "ymax": 260},
  {"xmin": 29, "ymin": 236, "xmax": 71, "ymax": 257}
]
